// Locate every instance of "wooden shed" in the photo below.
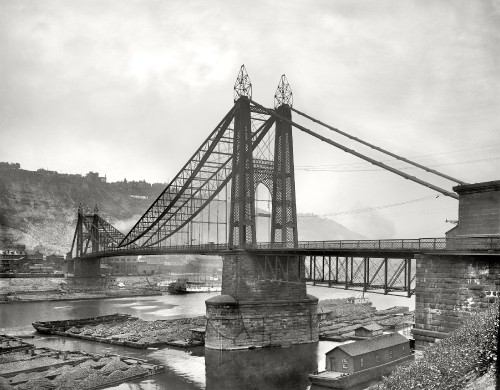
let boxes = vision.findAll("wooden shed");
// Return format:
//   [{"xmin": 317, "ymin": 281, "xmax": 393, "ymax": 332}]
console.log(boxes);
[
  {"xmin": 325, "ymin": 333, "xmax": 410, "ymax": 374},
  {"xmin": 354, "ymin": 323, "xmax": 383, "ymax": 338}
]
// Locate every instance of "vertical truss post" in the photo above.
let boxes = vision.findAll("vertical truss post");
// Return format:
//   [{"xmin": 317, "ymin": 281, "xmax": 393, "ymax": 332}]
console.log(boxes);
[
  {"xmin": 91, "ymin": 205, "xmax": 100, "ymax": 254},
  {"xmin": 229, "ymin": 66, "xmax": 256, "ymax": 248},
  {"xmin": 312, "ymin": 256, "xmax": 316, "ymax": 285},
  {"xmin": 407, "ymin": 258, "xmax": 412, "ymax": 298},
  {"xmin": 384, "ymin": 258, "xmax": 389, "ymax": 295},
  {"xmin": 271, "ymin": 75, "xmax": 298, "ymax": 247},
  {"xmin": 75, "ymin": 205, "xmax": 84, "ymax": 258},
  {"xmin": 350, "ymin": 257, "xmax": 354, "ymax": 285},
  {"xmin": 363, "ymin": 257, "xmax": 370, "ymax": 291},
  {"xmin": 404, "ymin": 259, "xmax": 408, "ymax": 291},
  {"xmin": 328, "ymin": 256, "xmax": 332, "ymax": 286},
  {"xmin": 345, "ymin": 257, "xmax": 349, "ymax": 290},
  {"xmin": 322, "ymin": 256, "xmax": 325, "ymax": 282},
  {"xmin": 335, "ymin": 256, "xmax": 339, "ymax": 283}
]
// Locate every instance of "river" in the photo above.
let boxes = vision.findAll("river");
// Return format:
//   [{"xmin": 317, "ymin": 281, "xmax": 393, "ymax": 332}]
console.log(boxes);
[{"xmin": 0, "ymin": 286, "xmax": 414, "ymax": 390}]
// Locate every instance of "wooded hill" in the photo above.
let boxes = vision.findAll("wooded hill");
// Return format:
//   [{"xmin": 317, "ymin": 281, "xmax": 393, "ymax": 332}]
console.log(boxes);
[{"xmin": 0, "ymin": 163, "xmax": 363, "ymax": 255}]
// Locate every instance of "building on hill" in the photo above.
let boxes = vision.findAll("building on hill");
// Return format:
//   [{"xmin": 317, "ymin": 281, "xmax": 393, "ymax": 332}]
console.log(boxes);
[
  {"xmin": 26, "ymin": 250, "xmax": 44, "ymax": 262},
  {"xmin": 0, "ymin": 162, "xmax": 21, "ymax": 169},
  {"xmin": 0, "ymin": 248, "xmax": 27, "ymax": 273},
  {"xmin": 325, "ymin": 333, "xmax": 410, "ymax": 374}
]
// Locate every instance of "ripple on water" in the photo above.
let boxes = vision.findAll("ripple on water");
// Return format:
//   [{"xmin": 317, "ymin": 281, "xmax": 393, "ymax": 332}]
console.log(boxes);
[{"xmin": 128, "ymin": 305, "xmax": 159, "ymax": 310}]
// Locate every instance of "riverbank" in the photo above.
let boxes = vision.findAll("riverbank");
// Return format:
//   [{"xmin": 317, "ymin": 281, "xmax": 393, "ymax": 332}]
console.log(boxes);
[{"xmin": 0, "ymin": 276, "xmax": 162, "ymax": 303}]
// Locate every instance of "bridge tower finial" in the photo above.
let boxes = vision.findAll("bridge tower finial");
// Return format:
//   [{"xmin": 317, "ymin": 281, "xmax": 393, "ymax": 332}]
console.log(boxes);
[
  {"xmin": 274, "ymin": 74, "xmax": 293, "ymax": 109},
  {"xmin": 234, "ymin": 64, "xmax": 252, "ymax": 102},
  {"xmin": 94, "ymin": 204, "xmax": 99, "ymax": 214},
  {"xmin": 78, "ymin": 203, "xmax": 83, "ymax": 215}
]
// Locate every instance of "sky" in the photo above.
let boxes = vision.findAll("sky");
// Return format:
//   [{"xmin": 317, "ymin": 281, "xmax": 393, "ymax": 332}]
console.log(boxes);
[{"xmin": 1, "ymin": 0, "xmax": 499, "ymax": 239}]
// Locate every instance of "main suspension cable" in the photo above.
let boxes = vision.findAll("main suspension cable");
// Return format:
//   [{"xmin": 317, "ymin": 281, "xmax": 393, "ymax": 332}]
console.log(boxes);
[
  {"xmin": 250, "ymin": 99, "xmax": 459, "ymax": 200},
  {"xmin": 291, "ymin": 106, "xmax": 467, "ymax": 185}
]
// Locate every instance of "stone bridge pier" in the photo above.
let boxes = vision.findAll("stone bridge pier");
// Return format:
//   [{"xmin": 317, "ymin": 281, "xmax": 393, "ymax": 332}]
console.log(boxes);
[
  {"xmin": 413, "ymin": 180, "xmax": 500, "ymax": 349},
  {"xmin": 205, "ymin": 251, "xmax": 318, "ymax": 350},
  {"xmin": 73, "ymin": 257, "xmax": 101, "ymax": 278}
]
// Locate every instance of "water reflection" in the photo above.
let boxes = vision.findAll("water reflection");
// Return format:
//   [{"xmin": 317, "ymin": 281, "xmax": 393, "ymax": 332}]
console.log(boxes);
[
  {"xmin": 0, "ymin": 286, "xmax": 413, "ymax": 389},
  {"xmin": 205, "ymin": 343, "xmax": 318, "ymax": 390}
]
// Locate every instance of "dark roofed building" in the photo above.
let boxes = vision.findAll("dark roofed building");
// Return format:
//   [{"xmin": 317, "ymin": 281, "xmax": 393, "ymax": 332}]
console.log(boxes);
[
  {"xmin": 354, "ymin": 323, "xmax": 384, "ymax": 338},
  {"xmin": 325, "ymin": 333, "xmax": 410, "ymax": 374}
]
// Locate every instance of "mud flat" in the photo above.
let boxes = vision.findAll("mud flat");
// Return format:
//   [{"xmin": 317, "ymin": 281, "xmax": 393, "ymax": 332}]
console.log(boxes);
[
  {"xmin": 0, "ymin": 335, "xmax": 164, "ymax": 390},
  {"xmin": 34, "ymin": 316, "xmax": 206, "ymax": 349}
]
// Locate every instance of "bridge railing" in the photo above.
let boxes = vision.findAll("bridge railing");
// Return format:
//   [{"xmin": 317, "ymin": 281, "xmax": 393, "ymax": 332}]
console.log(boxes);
[
  {"xmin": 79, "ymin": 235, "xmax": 499, "ymax": 259},
  {"xmin": 255, "ymin": 235, "xmax": 500, "ymax": 252}
]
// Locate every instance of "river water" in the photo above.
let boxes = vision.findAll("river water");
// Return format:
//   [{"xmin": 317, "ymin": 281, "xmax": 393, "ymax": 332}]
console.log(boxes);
[{"xmin": 0, "ymin": 286, "xmax": 414, "ymax": 390}]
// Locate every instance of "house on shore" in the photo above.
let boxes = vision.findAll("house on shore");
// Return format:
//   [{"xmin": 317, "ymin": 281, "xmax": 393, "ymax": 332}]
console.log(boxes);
[{"xmin": 325, "ymin": 333, "xmax": 410, "ymax": 373}]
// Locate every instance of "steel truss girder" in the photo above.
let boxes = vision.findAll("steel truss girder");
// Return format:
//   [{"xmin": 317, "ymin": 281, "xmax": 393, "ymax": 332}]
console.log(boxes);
[
  {"xmin": 70, "ymin": 209, "xmax": 131, "ymax": 259},
  {"xmin": 119, "ymin": 105, "xmax": 237, "ymax": 247},
  {"xmin": 117, "ymin": 103, "xmax": 275, "ymax": 248},
  {"xmin": 144, "ymin": 114, "xmax": 275, "ymax": 248},
  {"xmin": 304, "ymin": 256, "xmax": 415, "ymax": 297}
]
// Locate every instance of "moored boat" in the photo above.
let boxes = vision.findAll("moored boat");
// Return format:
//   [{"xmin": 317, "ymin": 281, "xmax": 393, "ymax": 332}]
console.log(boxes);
[
  {"xmin": 185, "ymin": 281, "xmax": 221, "ymax": 293},
  {"xmin": 32, "ymin": 313, "xmax": 133, "ymax": 334},
  {"xmin": 163, "ymin": 278, "xmax": 221, "ymax": 294}
]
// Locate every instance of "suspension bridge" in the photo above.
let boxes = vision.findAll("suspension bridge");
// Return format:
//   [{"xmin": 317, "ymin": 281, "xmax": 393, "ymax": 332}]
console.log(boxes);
[{"xmin": 67, "ymin": 65, "xmax": 500, "ymax": 350}]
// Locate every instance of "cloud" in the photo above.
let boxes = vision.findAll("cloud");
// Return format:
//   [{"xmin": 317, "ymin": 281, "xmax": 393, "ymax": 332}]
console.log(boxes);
[{"xmin": 0, "ymin": 0, "xmax": 499, "ymax": 238}]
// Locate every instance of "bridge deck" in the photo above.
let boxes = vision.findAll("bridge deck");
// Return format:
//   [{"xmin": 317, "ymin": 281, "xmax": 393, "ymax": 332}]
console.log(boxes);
[{"xmin": 74, "ymin": 236, "xmax": 500, "ymax": 260}]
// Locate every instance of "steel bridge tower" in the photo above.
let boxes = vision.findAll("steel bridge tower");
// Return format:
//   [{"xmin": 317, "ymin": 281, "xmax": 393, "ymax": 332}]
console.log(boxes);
[{"xmin": 205, "ymin": 66, "xmax": 318, "ymax": 350}]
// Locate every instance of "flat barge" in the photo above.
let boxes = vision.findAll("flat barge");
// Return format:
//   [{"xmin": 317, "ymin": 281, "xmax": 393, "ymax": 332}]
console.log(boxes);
[
  {"xmin": 33, "ymin": 314, "xmax": 206, "ymax": 349},
  {"xmin": 0, "ymin": 342, "xmax": 164, "ymax": 390},
  {"xmin": 32, "ymin": 313, "xmax": 134, "ymax": 334}
]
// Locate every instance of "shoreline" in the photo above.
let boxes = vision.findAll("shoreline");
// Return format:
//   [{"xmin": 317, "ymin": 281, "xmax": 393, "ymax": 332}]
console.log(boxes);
[{"xmin": 0, "ymin": 289, "xmax": 162, "ymax": 304}]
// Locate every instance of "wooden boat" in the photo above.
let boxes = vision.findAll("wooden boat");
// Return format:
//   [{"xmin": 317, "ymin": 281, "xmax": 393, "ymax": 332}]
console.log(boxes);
[{"xmin": 32, "ymin": 313, "xmax": 133, "ymax": 334}]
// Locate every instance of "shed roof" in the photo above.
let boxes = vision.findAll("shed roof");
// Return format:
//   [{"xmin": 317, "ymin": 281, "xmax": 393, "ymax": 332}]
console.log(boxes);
[
  {"xmin": 327, "ymin": 333, "xmax": 408, "ymax": 357},
  {"xmin": 356, "ymin": 323, "xmax": 383, "ymax": 332}
]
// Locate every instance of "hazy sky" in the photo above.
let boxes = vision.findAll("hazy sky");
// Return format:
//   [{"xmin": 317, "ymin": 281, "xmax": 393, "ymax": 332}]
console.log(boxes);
[{"xmin": 1, "ymin": 0, "xmax": 499, "ymax": 239}]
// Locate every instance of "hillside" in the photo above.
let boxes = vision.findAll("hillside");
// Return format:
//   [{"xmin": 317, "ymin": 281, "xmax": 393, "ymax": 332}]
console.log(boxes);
[{"xmin": 0, "ymin": 163, "xmax": 363, "ymax": 255}]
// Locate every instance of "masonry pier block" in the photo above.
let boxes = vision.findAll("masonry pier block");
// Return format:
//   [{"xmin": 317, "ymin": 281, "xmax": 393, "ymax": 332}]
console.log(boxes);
[
  {"xmin": 413, "ymin": 180, "xmax": 500, "ymax": 350},
  {"xmin": 73, "ymin": 258, "xmax": 101, "ymax": 277},
  {"xmin": 205, "ymin": 250, "xmax": 318, "ymax": 350},
  {"xmin": 413, "ymin": 253, "xmax": 500, "ymax": 349}
]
